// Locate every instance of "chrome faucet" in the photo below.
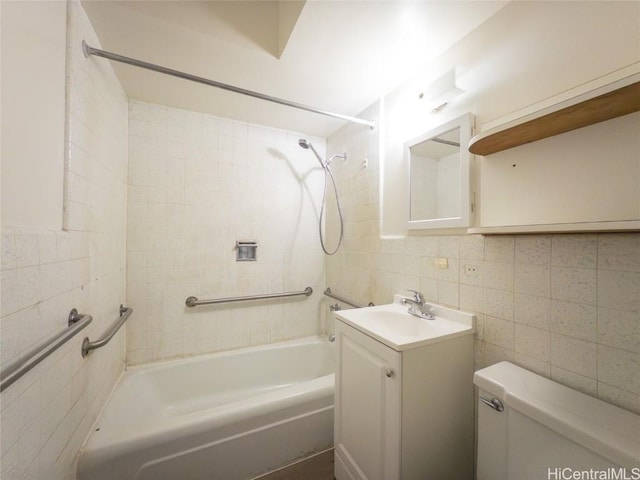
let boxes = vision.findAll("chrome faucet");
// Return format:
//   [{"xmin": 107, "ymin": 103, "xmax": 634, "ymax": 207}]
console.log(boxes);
[{"xmin": 400, "ymin": 289, "xmax": 435, "ymax": 320}]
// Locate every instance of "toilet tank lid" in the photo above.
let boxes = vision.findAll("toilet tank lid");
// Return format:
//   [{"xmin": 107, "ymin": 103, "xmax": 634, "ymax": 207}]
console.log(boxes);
[{"xmin": 474, "ymin": 361, "xmax": 640, "ymax": 469}]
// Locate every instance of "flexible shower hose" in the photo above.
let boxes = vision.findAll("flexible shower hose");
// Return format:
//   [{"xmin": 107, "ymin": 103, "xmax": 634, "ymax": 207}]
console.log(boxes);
[{"xmin": 319, "ymin": 164, "xmax": 344, "ymax": 255}]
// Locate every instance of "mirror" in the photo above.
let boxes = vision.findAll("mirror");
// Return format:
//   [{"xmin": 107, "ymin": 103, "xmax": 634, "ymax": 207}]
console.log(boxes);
[{"xmin": 405, "ymin": 113, "xmax": 474, "ymax": 229}]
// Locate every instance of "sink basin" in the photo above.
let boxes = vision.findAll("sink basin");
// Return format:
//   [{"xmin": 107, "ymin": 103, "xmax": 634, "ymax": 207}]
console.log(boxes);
[
  {"xmin": 362, "ymin": 310, "xmax": 437, "ymax": 337},
  {"xmin": 333, "ymin": 299, "xmax": 475, "ymax": 351}
]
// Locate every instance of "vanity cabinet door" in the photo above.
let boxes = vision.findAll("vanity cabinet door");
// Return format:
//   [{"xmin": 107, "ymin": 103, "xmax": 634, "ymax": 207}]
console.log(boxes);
[{"xmin": 334, "ymin": 321, "xmax": 402, "ymax": 480}]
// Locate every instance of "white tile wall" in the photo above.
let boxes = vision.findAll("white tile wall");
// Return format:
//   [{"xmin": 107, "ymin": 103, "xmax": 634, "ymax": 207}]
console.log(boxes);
[
  {"xmin": 327, "ymin": 104, "xmax": 640, "ymax": 415},
  {"xmin": 126, "ymin": 100, "xmax": 327, "ymax": 365},
  {"xmin": 0, "ymin": 2, "xmax": 128, "ymax": 479}
]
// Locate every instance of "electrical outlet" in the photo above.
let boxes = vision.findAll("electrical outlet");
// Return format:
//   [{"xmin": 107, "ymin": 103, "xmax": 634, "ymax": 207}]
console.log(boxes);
[
  {"xmin": 464, "ymin": 264, "xmax": 479, "ymax": 277},
  {"xmin": 437, "ymin": 258, "xmax": 449, "ymax": 269}
]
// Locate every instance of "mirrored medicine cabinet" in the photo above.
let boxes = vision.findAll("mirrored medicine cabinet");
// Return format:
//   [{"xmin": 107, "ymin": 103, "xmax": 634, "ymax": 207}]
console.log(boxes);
[{"xmin": 405, "ymin": 112, "xmax": 474, "ymax": 230}]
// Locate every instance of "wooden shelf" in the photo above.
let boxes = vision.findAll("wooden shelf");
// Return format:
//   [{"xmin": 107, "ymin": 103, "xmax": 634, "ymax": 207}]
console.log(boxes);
[
  {"xmin": 468, "ymin": 220, "xmax": 640, "ymax": 235},
  {"xmin": 469, "ymin": 74, "xmax": 640, "ymax": 156}
]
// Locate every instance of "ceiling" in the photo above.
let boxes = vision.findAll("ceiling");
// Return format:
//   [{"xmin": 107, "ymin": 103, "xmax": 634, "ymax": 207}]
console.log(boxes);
[{"xmin": 82, "ymin": 1, "xmax": 508, "ymax": 137}]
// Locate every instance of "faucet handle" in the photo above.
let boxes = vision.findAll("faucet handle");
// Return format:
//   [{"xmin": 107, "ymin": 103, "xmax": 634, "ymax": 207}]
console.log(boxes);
[{"xmin": 405, "ymin": 289, "xmax": 425, "ymax": 304}]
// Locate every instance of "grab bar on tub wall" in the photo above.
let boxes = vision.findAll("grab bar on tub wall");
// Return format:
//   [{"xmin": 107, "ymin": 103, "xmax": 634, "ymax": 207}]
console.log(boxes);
[
  {"xmin": 1, "ymin": 309, "xmax": 92, "ymax": 392},
  {"xmin": 185, "ymin": 287, "xmax": 313, "ymax": 308},
  {"xmin": 323, "ymin": 287, "xmax": 374, "ymax": 309},
  {"xmin": 81, "ymin": 305, "xmax": 133, "ymax": 357}
]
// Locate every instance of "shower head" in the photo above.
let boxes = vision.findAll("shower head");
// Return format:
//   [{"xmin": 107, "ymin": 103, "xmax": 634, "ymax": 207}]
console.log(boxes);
[
  {"xmin": 298, "ymin": 139, "xmax": 310, "ymax": 149},
  {"xmin": 298, "ymin": 138, "xmax": 325, "ymax": 168}
]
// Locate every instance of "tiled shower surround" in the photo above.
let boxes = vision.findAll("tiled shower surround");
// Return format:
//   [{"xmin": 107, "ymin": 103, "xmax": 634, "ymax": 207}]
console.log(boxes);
[
  {"xmin": 326, "ymin": 103, "xmax": 640, "ymax": 415},
  {"xmin": 0, "ymin": 2, "xmax": 128, "ymax": 479},
  {"xmin": 125, "ymin": 101, "xmax": 327, "ymax": 365},
  {"xmin": 123, "ymin": 99, "xmax": 640, "ymax": 416}
]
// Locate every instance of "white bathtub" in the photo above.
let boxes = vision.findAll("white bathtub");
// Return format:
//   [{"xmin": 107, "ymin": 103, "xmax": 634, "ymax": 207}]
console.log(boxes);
[{"xmin": 77, "ymin": 336, "xmax": 335, "ymax": 480}]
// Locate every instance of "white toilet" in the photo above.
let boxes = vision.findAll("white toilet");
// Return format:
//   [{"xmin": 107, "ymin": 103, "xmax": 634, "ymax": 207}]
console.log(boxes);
[{"xmin": 474, "ymin": 362, "xmax": 640, "ymax": 480}]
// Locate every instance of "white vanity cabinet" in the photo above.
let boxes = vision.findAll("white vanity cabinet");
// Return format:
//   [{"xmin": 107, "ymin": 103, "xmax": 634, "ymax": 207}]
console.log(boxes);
[{"xmin": 334, "ymin": 314, "xmax": 474, "ymax": 480}]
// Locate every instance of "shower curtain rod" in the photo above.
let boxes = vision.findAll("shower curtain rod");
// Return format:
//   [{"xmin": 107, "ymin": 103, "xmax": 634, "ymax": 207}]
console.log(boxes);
[{"xmin": 82, "ymin": 41, "xmax": 375, "ymax": 129}]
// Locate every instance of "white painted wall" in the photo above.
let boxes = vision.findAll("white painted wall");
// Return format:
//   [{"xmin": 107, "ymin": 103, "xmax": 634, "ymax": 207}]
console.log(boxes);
[
  {"xmin": 481, "ymin": 112, "xmax": 640, "ymax": 226},
  {"xmin": 1, "ymin": 1, "xmax": 67, "ymax": 230},
  {"xmin": 0, "ymin": 2, "xmax": 128, "ymax": 478},
  {"xmin": 382, "ymin": 1, "xmax": 640, "ymax": 235}
]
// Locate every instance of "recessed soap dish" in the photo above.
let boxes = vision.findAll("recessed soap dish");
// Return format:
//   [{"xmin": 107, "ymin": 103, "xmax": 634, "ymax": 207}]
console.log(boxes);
[{"xmin": 236, "ymin": 241, "xmax": 257, "ymax": 261}]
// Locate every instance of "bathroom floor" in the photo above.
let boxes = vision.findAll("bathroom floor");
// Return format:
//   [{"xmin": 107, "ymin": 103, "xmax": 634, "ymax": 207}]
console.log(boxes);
[{"xmin": 258, "ymin": 450, "xmax": 335, "ymax": 480}]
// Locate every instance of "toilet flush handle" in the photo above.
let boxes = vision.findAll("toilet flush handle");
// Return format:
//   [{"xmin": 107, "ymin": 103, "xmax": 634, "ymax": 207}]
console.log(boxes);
[{"xmin": 480, "ymin": 397, "xmax": 505, "ymax": 412}]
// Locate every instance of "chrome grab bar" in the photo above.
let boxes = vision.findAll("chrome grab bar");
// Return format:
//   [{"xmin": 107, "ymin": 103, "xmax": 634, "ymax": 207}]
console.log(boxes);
[
  {"xmin": 1, "ymin": 309, "xmax": 92, "ymax": 392},
  {"xmin": 323, "ymin": 287, "xmax": 374, "ymax": 309},
  {"xmin": 185, "ymin": 287, "xmax": 313, "ymax": 308},
  {"xmin": 81, "ymin": 305, "xmax": 133, "ymax": 357}
]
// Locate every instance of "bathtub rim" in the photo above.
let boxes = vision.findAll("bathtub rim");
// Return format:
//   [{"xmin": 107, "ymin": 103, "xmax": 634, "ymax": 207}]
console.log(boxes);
[
  {"xmin": 86, "ymin": 334, "xmax": 334, "ymax": 435},
  {"xmin": 124, "ymin": 334, "xmax": 335, "ymax": 373},
  {"xmin": 79, "ymin": 335, "xmax": 335, "ymax": 455}
]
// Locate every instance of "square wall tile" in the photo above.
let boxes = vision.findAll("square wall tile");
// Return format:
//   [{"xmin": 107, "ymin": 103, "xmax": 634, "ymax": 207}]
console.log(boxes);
[
  {"xmin": 484, "ymin": 315, "xmax": 514, "ymax": 350},
  {"xmin": 459, "ymin": 260, "xmax": 483, "ymax": 287},
  {"xmin": 551, "ymin": 266, "xmax": 597, "ymax": 305},
  {"xmin": 482, "ymin": 342, "xmax": 514, "ymax": 368},
  {"xmin": 515, "ymin": 323, "xmax": 550, "ymax": 362},
  {"xmin": 550, "ymin": 366, "xmax": 597, "ymax": 397},
  {"xmin": 515, "ymin": 263, "xmax": 550, "ymax": 297},
  {"xmin": 514, "ymin": 294, "xmax": 550, "ymax": 329},
  {"xmin": 551, "ymin": 333, "xmax": 597, "ymax": 378},
  {"xmin": 597, "ymin": 307, "xmax": 639, "ymax": 354},
  {"xmin": 514, "ymin": 353, "xmax": 550, "ymax": 377},
  {"xmin": 550, "ymin": 299, "xmax": 597, "ymax": 342},
  {"xmin": 597, "ymin": 383, "xmax": 640, "ymax": 415},
  {"xmin": 485, "ymin": 236, "xmax": 514, "ymax": 263},
  {"xmin": 459, "ymin": 235, "xmax": 484, "ymax": 260},
  {"xmin": 460, "ymin": 284, "xmax": 484, "ymax": 313},
  {"xmin": 597, "ymin": 270, "xmax": 640, "ymax": 312},
  {"xmin": 597, "ymin": 345, "xmax": 640, "ymax": 395},
  {"xmin": 484, "ymin": 288, "xmax": 514, "ymax": 320},
  {"xmin": 484, "ymin": 262, "xmax": 514, "ymax": 292},
  {"xmin": 551, "ymin": 234, "xmax": 597, "ymax": 268},
  {"xmin": 515, "ymin": 235, "xmax": 551, "ymax": 265},
  {"xmin": 598, "ymin": 234, "xmax": 640, "ymax": 272}
]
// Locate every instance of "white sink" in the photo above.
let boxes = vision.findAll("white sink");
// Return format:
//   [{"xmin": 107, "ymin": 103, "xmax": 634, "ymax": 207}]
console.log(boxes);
[{"xmin": 333, "ymin": 298, "xmax": 475, "ymax": 351}]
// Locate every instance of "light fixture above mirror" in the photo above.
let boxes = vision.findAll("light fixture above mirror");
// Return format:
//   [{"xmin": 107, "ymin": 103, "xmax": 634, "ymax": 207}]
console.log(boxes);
[{"xmin": 418, "ymin": 67, "xmax": 464, "ymax": 114}]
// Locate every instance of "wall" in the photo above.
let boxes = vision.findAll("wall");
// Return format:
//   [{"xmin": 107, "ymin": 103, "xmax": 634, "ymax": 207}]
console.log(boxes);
[
  {"xmin": 1, "ymin": 1, "xmax": 66, "ymax": 229},
  {"xmin": 0, "ymin": 2, "xmax": 128, "ymax": 479},
  {"xmin": 327, "ymin": 1, "xmax": 639, "ymax": 415},
  {"xmin": 382, "ymin": 1, "xmax": 640, "ymax": 235},
  {"xmin": 126, "ymin": 101, "xmax": 327, "ymax": 365},
  {"xmin": 480, "ymin": 111, "xmax": 640, "ymax": 226}
]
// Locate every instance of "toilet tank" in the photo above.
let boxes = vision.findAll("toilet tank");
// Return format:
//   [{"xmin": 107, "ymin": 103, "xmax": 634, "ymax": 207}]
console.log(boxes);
[{"xmin": 474, "ymin": 362, "xmax": 640, "ymax": 480}]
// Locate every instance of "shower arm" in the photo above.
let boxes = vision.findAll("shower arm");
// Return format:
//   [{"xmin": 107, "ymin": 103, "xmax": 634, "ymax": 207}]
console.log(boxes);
[
  {"xmin": 327, "ymin": 152, "xmax": 347, "ymax": 165},
  {"xmin": 82, "ymin": 41, "xmax": 375, "ymax": 129}
]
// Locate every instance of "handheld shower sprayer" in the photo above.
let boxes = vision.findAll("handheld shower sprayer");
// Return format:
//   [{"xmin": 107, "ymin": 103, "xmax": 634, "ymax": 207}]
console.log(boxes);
[
  {"xmin": 298, "ymin": 139, "xmax": 325, "ymax": 168},
  {"xmin": 297, "ymin": 138, "xmax": 346, "ymax": 255}
]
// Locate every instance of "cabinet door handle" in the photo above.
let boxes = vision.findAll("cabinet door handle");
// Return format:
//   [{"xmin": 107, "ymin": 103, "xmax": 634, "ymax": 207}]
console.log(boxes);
[
  {"xmin": 385, "ymin": 368, "xmax": 394, "ymax": 378},
  {"xmin": 480, "ymin": 397, "xmax": 504, "ymax": 412}
]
